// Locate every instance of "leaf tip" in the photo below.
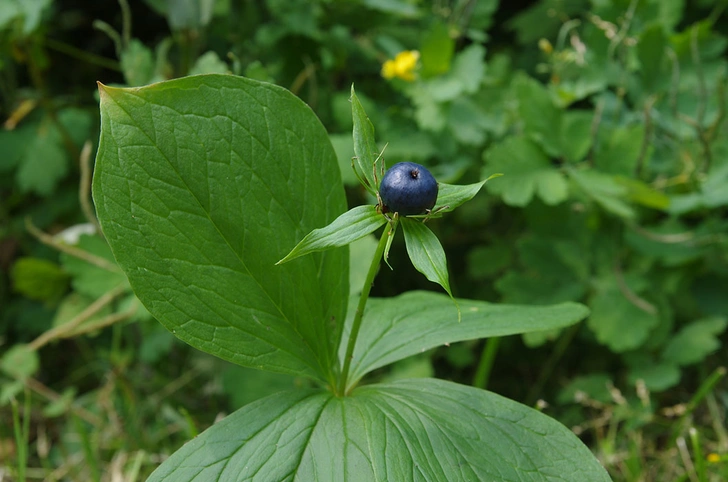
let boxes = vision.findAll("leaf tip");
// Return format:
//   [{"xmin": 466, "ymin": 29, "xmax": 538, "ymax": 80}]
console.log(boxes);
[
  {"xmin": 486, "ymin": 173, "xmax": 504, "ymax": 181},
  {"xmin": 97, "ymin": 81, "xmax": 109, "ymax": 100}
]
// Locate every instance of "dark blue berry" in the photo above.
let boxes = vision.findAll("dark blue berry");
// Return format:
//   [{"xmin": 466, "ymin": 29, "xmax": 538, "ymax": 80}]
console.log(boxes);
[{"xmin": 379, "ymin": 162, "xmax": 438, "ymax": 216}]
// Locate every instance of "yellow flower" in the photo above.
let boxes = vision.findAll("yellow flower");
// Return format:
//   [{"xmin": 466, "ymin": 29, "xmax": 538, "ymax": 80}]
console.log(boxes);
[
  {"xmin": 707, "ymin": 453, "xmax": 721, "ymax": 463},
  {"xmin": 382, "ymin": 50, "xmax": 420, "ymax": 81},
  {"xmin": 538, "ymin": 38, "xmax": 553, "ymax": 55}
]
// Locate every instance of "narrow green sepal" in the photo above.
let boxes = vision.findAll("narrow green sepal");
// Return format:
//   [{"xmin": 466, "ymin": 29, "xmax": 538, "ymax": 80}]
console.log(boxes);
[
  {"xmin": 400, "ymin": 218, "xmax": 461, "ymax": 322},
  {"xmin": 277, "ymin": 205, "xmax": 386, "ymax": 264}
]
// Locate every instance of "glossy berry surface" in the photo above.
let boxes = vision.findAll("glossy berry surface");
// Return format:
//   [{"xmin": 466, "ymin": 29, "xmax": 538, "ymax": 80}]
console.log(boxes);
[{"xmin": 379, "ymin": 162, "xmax": 438, "ymax": 215}]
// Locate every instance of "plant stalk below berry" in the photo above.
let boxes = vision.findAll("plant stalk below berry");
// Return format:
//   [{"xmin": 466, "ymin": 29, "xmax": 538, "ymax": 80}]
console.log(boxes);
[{"xmin": 337, "ymin": 222, "xmax": 393, "ymax": 396}]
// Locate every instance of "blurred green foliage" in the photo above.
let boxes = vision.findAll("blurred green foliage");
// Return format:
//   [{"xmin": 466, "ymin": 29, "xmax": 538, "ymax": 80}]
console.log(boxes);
[{"xmin": 1, "ymin": 0, "xmax": 727, "ymax": 480}]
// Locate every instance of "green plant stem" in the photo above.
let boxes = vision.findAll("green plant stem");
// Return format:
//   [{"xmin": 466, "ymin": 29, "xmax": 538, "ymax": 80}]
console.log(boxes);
[
  {"xmin": 526, "ymin": 323, "xmax": 580, "ymax": 406},
  {"xmin": 689, "ymin": 427, "xmax": 706, "ymax": 482},
  {"xmin": 473, "ymin": 337, "xmax": 500, "ymax": 389},
  {"xmin": 337, "ymin": 224, "xmax": 391, "ymax": 396},
  {"xmin": 11, "ymin": 388, "xmax": 30, "ymax": 482},
  {"xmin": 670, "ymin": 366, "xmax": 727, "ymax": 447}
]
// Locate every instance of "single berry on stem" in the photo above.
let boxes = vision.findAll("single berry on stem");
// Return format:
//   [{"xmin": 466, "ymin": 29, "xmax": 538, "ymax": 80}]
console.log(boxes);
[{"xmin": 379, "ymin": 162, "xmax": 438, "ymax": 216}]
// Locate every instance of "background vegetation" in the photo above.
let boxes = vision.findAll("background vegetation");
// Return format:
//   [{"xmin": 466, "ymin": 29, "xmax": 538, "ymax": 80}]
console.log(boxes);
[{"xmin": 1, "ymin": 0, "xmax": 727, "ymax": 480}]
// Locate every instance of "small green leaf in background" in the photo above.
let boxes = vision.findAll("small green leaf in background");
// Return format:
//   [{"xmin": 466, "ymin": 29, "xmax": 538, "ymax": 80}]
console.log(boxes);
[
  {"xmin": 594, "ymin": 124, "xmax": 647, "ymax": 176},
  {"xmin": 495, "ymin": 236, "xmax": 587, "ymax": 306},
  {"xmin": 627, "ymin": 360, "xmax": 681, "ymax": 392},
  {"xmin": 637, "ymin": 23, "xmax": 668, "ymax": 91},
  {"xmin": 450, "ymin": 44, "xmax": 486, "ymax": 95},
  {"xmin": 93, "ymin": 75, "xmax": 348, "ymax": 381},
  {"xmin": 277, "ymin": 205, "xmax": 386, "ymax": 264},
  {"xmin": 188, "ymin": 51, "xmax": 229, "ymax": 75},
  {"xmin": 588, "ymin": 282, "xmax": 660, "ymax": 353},
  {"xmin": 11, "ymin": 257, "xmax": 69, "ymax": 302},
  {"xmin": 0, "ymin": 345, "xmax": 39, "ymax": 381},
  {"xmin": 662, "ymin": 317, "xmax": 728, "ymax": 366},
  {"xmin": 52, "ymin": 293, "xmax": 112, "ymax": 330},
  {"xmin": 484, "ymin": 136, "xmax": 568, "ymax": 206},
  {"xmin": 351, "ymin": 85, "xmax": 380, "ymax": 194},
  {"xmin": 615, "ymin": 176, "xmax": 670, "ymax": 210},
  {"xmin": 558, "ymin": 374, "xmax": 613, "ymax": 405},
  {"xmin": 568, "ymin": 168, "xmax": 636, "ymax": 219},
  {"xmin": 447, "ymin": 96, "xmax": 491, "ymax": 146},
  {"xmin": 120, "ymin": 39, "xmax": 155, "ymax": 86},
  {"xmin": 328, "ymin": 133, "xmax": 358, "ymax": 185},
  {"xmin": 559, "ymin": 110, "xmax": 594, "ymax": 163},
  {"xmin": 515, "ymin": 74, "xmax": 562, "ymax": 157},
  {"xmin": 60, "ymin": 234, "xmax": 128, "ymax": 298},
  {"xmin": 669, "ymin": 163, "xmax": 728, "ymax": 214},
  {"xmin": 467, "ymin": 243, "xmax": 512, "ymax": 280},
  {"xmin": 420, "ymin": 21, "xmax": 454, "ymax": 77},
  {"xmin": 0, "ymin": 107, "xmax": 91, "ymax": 195},
  {"xmin": 0, "ymin": 0, "xmax": 52, "ymax": 33},
  {"xmin": 42, "ymin": 387, "xmax": 77, "ymax": 418}
]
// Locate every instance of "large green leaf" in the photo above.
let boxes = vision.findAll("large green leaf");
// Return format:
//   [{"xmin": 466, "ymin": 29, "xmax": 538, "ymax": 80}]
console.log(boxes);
[
  {"xmin": 147, "ymin": 378, "xmax": 610, "ymax": 481},
  {"xmin": 341, "ymin": 291, "xmax": 590, "ymax": 388},
  {"xmin": 92, "ymin": 75, "xmax": 348, "ymax": 382}
]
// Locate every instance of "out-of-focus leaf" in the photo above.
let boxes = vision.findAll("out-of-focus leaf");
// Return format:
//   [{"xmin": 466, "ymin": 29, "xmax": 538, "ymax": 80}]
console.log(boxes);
[
  {"xmin": 0, "ymin": 0, "xmax": 52, "ymax": 33},
  {"xmin": 420, "ymin": 22, "xmax": 454, "ymax": 77},
  {"xmin": 662, "ymin": 317, "xmax": 728, "ymax": 366},
  {"xmin": 615, "ymin": 176, "xmax": 670, "ymax": 210},
  {"xmin": 484, "ymin": 136, "xmax": 568, "ymax": 206},
  {"xmin": 120, "ymin": 39, "xmax": 155, "ymax": 86},
  {"xmin": 568, "ymin": 168, "xmax": 636, "ymax": 219},
  {"xmin": 638, "ymin": 24, "xmax": 668, "ymax": 91},
  {"xmin": 515, "ymin": 75, "xmax": 562, "ymax": 157},
  {"xmin": 588, "ymin": 281, "xmax": 660, "ymax": 353},
  {"xmin": 11, "ymin": 257, "xmax": 69, "ymax": 302},
  {"xmin": 188, "ymin": 51, "xmax": 229, "ymax": 75},
  {"xmin": 560, "ymin": 110, "xmax": 593, "ymax": 163},
  {"xmin": 0, "ymin": 345, "xmax": 39, "ymax": 381},
  {"xmin": 594, "ymin": 125, "xmax": 647, "ymax": 176},
  {"xmin": 60, "ymin": 234, "xmax": 128, "ymax": 299},
  {"xmin": 557, "ymin": 373, "xmax": 613, "ymax": 405},
  {"xmin": 627, "ymin": 361, "xmax": 681, "ymax": 392},
  {"xmin": 328, "ymin": 133, "xmax": 357, "ymax": 186}
]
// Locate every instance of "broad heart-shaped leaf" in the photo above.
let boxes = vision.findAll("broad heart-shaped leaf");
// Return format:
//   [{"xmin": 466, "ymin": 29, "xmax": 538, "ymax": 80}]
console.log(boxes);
[
  {"xmin": 277, "ymin": 205, "xmax": 386, "ymax": 264},
  {"xmin": 351, "ymin": 85, "xmax": 380, "ymax": 195},
  {"xmin": 147, "ymin": 378, "xmax": 610, "ymax": 481},
  {"xmin": 341, "ymin": 291, "xmax": 590, "ymax": 389},
  {"xmin": 92, "ymin": 75, "xmax": 348, "ymax": 382}
]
